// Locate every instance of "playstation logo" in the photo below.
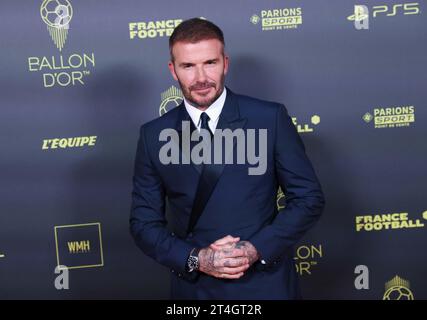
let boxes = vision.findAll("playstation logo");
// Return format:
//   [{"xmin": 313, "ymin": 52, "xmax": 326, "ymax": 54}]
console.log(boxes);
[{"xmin": 347, "ymin": 5, "xmax": 369, "ymax": 30}]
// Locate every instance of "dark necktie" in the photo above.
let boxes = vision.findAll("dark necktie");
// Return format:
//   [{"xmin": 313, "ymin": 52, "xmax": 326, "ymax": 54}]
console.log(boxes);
[
  {"xmin": 187, "ymin": 112, "xmax": 215, "ymax": 234},
  {"xmin": 199, "ymin": 112, "xmax": 213, "ymax": 139}
]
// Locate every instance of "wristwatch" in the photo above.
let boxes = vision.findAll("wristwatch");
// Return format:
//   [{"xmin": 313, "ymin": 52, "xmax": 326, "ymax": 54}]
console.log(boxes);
[{"xmin": 186, "ymin": 247, "xmax": 201, "ymax": 272}]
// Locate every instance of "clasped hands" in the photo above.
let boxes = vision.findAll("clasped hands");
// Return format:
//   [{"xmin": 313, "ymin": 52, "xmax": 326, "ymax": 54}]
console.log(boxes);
[{"xmin": 198, "ymin": 235, "xmax": 260, "ymax": 279}]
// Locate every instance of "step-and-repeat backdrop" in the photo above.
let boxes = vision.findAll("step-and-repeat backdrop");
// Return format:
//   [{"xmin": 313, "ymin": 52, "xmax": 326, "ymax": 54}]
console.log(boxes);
[{"xmin": 1, "ymin": 0, "xmax": 426, "ymax": 299}]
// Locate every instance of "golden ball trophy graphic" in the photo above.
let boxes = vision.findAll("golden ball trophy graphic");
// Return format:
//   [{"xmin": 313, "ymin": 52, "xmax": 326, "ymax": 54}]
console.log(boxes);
[
  {"xmin": 40, "ymin": 0, "xmax": 73, "ymax": 51},
  {"xmin": 159, "ymin": 86, "xmax": 184, "ymax": 116},
  {"xmin": 383, "ymin": 275, "xmax": 414, "ymax": 300},
  {"xmin": 277, "ymin": 187, "xmax": 286, "ymax": 210}
]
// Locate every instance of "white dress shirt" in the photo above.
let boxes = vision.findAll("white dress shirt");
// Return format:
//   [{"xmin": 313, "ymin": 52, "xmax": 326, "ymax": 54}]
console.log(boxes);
[{"xmin": 184, "ymin": 87, "xmax": 227, "ymax": 134}]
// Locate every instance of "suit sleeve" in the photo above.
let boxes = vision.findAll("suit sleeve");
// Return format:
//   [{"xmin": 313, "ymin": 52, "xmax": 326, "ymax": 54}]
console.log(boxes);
[
  {"xmin": 129, "ymin": 125, "xmax": 194, "ymax": 274},
  {"xmin": 250, "ymin": 104, "xmax": 326, "ymax": 265}
]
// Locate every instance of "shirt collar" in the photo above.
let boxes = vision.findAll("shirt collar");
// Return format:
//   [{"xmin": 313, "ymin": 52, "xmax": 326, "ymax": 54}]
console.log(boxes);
[{"xmin": 184, "ymin": 87, "xmax": 227, "ymax": 126}]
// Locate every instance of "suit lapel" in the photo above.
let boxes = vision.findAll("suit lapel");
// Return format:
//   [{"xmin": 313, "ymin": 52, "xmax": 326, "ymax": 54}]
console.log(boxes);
[
  {"xmin": 174, "ymin": 103, "xmax": 203, "ymax": 175},
  {"xmin": 187, "ymin": 88, "xmax": 247, "ymax": 233}
]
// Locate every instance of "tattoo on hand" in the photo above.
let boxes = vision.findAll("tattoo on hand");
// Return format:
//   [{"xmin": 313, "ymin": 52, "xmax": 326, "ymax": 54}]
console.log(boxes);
[
  {"xmin": 235, "ymin": 241, "xmax": 259, "ymax": 264},
  {"xmin": 198, "ymin": 239, "xmax": 259, "ymax": 278}
]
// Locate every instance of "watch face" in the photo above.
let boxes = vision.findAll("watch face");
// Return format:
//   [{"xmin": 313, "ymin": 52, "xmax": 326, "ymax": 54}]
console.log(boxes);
[{"xmin": 188, "ymin": 256, "xmax": 198, "ymax": 271}]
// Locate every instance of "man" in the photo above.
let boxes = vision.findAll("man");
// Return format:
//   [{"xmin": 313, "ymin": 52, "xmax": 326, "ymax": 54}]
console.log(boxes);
[{"xmin": 130, "ymin": 18, "xmax": 325, "ymax": 299}]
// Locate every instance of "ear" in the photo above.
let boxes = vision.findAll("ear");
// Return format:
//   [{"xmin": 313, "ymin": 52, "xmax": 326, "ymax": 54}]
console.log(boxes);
[
  {"xmin": 223, "ymin": 54, "xmax": 229, "ymax": 75},
  {"xmin": 168, "ymin": 61, "xmax": 178, "ymax": 81}
]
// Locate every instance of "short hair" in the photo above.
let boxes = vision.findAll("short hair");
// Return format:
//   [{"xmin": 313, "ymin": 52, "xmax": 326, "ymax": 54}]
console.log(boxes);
[{"xmin": 169, "ymin": 18, "xmax": 225, "ymax": 61}]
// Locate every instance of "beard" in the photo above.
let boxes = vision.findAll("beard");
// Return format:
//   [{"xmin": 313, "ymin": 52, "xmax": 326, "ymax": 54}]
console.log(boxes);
[{"xmin": 178, "ymin": 74, "xmax": 225, "ymax": 109}]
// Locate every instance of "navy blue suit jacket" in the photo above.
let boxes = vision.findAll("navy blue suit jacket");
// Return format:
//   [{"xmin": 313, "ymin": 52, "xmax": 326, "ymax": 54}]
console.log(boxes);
[{"xmin": 130, "ymin": 88, "xmax": 325, "ymax": 299}]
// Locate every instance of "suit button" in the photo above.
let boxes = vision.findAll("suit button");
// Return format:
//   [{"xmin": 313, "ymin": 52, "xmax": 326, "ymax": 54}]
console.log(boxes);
[
  {"xmin": 171, "ymin": 269, "xmax": 175, "ymax": 273},
  {"xmin": 171, "ymin": 232, "xmax": 175, "ymax": 236},
  {"xmin": 188, "ymin": 232, "xmax": 193, "ymax": 238},
  {"xmin": 178, "ymin": 273, "xmax": 182, "ymax": 278}
]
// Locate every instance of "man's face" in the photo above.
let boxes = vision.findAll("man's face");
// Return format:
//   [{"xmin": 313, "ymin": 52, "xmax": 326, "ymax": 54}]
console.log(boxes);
[{"xmin": 168, "ymin": 38, "xmax": 229, "ymax": 109}]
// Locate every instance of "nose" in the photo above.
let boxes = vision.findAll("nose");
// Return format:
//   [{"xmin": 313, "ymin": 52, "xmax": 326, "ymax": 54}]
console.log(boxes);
[{"xmin": 195, "ymin": 65, "xmax": 208, "ymax": 83}]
